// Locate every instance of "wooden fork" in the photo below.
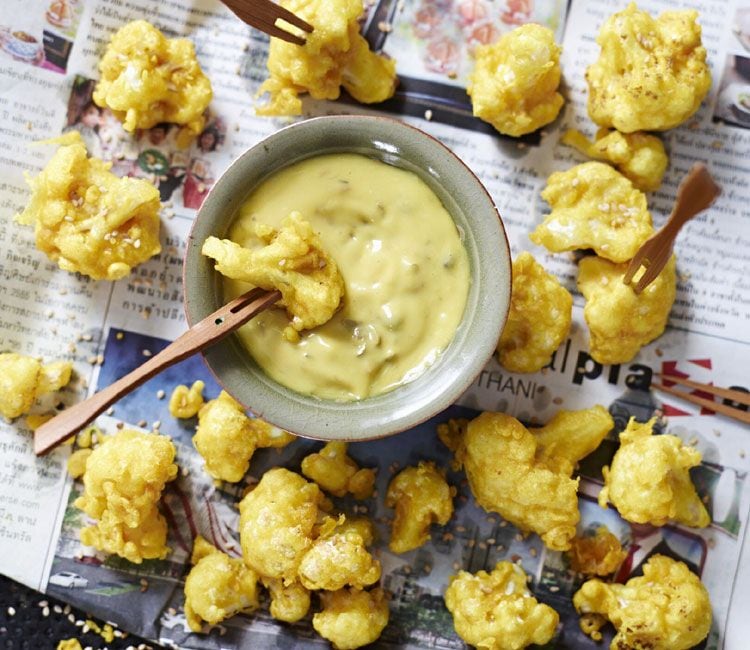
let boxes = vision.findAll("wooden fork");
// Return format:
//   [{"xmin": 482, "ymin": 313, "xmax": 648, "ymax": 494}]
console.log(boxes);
[
  {"xmin": 623, "ymin": 163, "xmax": 721, "ymax": 294},
  {"xmin": 220, "ymin": 0, "xmax": 313, "ymax": 45}
]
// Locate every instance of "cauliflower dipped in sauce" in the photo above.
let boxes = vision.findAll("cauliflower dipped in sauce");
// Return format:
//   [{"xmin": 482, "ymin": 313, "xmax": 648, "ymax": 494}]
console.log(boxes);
[
  {"xmin": 0, "ymin": 353, "xmax": 72, "ymax": 420},
  {"xmin": 256, "ymin": 0, "xmax": 396, "ymax": 116},
  {"xmin": 15, "ymin": 133, "xmax": 161, "ymax": 281},
  {"xmin": 444, "ymin": 561, "xmax": 559, "ymax": 650},
  {"xmin": 574, "ymin": 555, "xmax": 712, "ymax": 649},
  {"xmin": 586, "ymin": 4, "xmax": 711, "ymax": 132},
  {"xmin": 301, "ymin": 441, "xmax": 376, "ymax": 499},
  {"xmin": 385, "ymin": 461, "xmax": 455, "ymax": 554},
  {"xmin": 193, "ymin": 390, "xmax": 295, "ymax": 483},
  {"xmin": 202, "ymin": 212, "xmax": 344, "ymax": 342},
  {"xmin": 74, "ymin": 429, "xmax": 178, "ymax": 563},
  {"xmin": 312, "ymin": 587, "xmax": 389, "ymax": 650},
  {"xmin": 530, "ymin": 162, "xmax": 653, "ymax": 263},
  {"xmin": 93, "ymin": 20, "xmax": 212, "ymax": 146},
  {"xmin": 441, "ymin": 406, "xmax": 613, "ymax": 551},
  {"xmin": 497, "ymin": 252, "xmax": 573, "ymax": 373},
  {"xmin": 568, "ymin": 527, "xmax": 627, "ymax": 576},
  {"xmin": 184, "ymin": 536, "xmax": 259, "ymax": 633},
  {"xmin": 599, "ymin": 417, "xmax": 710, "ymax": 528},
  {"xmin": 262, "ymin": 578, "xmax": 311, "ymax": 623},
  {"xmin": 578, "ymin": 254, "xmax": 676, "ymax": 365},
  {"xmin": 468, "ymin": 24, "xmax": 564, "ymax": 137},
  {"xmin": 561, "ymin": 128, "xmax": 669, "ymax": 192},
  {"xmin": 168, "ymin": 380, "xmax": 205, "ymax": 419}
]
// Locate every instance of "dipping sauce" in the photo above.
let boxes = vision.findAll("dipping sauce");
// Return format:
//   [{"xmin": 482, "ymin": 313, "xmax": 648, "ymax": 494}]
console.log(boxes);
[{"xmin": 223, "ymin": 153, "xmax": 470, "ymax": 401}]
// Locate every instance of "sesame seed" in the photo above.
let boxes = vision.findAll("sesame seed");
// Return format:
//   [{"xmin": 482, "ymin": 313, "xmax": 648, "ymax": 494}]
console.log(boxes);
[
  {"xmin": 142, "ymin": 349, "xmax": 152, "ymax": 357},
  {"xmin": 7, "ymin": 607, "xmax": 15, "ymax": 616},
  {"xmin": 424, "ymin": 109, "xmax": 433, "ymax": 121},
  {"xmin": 106, "ymin": 407, "xmax": 114, "ymax": 416},
  {"xmin": 153, "ymin": 420, "xmax": 161, "ymax": 429},
  {"xmin": 42, "ymin": 606, "xmax": 49, "ymax": 617},
  {"xmin": 157, "ymin": 389, "xmax": 165, "ymax": 400}
]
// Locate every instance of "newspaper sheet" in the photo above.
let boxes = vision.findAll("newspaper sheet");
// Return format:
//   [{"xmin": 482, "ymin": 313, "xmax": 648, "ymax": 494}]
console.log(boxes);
[{"xmin": 0, "ymin": 0, "xmax": 748, "ymax": 648}]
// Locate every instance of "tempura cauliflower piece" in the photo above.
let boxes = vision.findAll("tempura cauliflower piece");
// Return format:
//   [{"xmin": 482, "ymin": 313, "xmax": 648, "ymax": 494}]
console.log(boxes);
[
  {"xmin": 0, "ymin": 353, "xmax": 73, "ymax": 419},
  {"xmin": 256, "ymin": 0, "xmax": 396, "ymax": 116},
  {"xmin": 298, "ymin": 517, "xmax": 381, "ymax": 590},
  {"xmin": 586, "ymin": 4, "xmax": 711, "ymax": 132},
  {"xmin": 568, "ymin": 527, "xmax": 627, "ymax": 576},
  {"xmin": 573, "ymin": 555, "xmax": 712, "ymax": 649},
  {"xmin": 168, "ymin": 380, "xmax": 204, "ymax": 418},
  {"xmin": 444, "ymin": 406, "xmax": 613, "ymax": 551},
  {"xmin": 444, "ymin": 561, "xmax": 559, "ymax": 650},
  {"xmin": 15, "ymin": 132, "xmax": 161, "ymax": 281},
  {"xmin": 561, "ymin": 128, "xmax": 668, "ymax": 192},
  {"xmin": 467, "ymin": 24, "xmax": 563, "ymax": 137},
  {"xmin": 202, "ymin": 212, "xmax": 344, "ymax": 341},
  {"xmin": 530, "ymin": 162, "xmax": 653, "ymax": 263},
  {"xmin": 599, "ymin": 417, "xmax": 709, "ymax": 527},
  {"xmin": 193, "ymin": 391, "xmax": 295, "ymax": 482},
  {"xmin": 75, "ymin": 429, "xmax": 178, "ymax": 563},
  {"xmin": 385, "ymin": 461, "xmax": 455, "ymax": 553},
  {"xmin": 239, "ymin": 468, "xmax": 329, "ymax": 582},
  {"xmin": 301, "ymin": 442, "xmax": 376, "ymax": 499},
  {"xmin": 497, "ymin": 252, "xmax": 572, "ymax": 373},
  {"xmin": 312, "ymin": 587, "xmax": 389, "ymax": 650},
  {"xmin": 93, "ymin": 20, "xmax": 212, "ymax": 144},
  {"xmin": 578, "ymin": 254, "xmax": 676, "ymax": 364},
  {"xmin": 184, "ymin": 536, "xmax": 259, "ymax": 632},
  {"xmin": 262, "ymin": 578, "xmax": 311, "ymax": 623}
]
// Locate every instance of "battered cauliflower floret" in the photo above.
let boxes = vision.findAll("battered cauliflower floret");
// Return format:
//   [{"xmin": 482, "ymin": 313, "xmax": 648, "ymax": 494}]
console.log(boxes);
[
  {"xmin": 184, "ymin": 536, "xmax": 259, "ymax": 633},
  {"xmin": 578, "ymin": 254, "xmax": 676, "ymax": 364},
  {"xmin": 301, "ymin": 441, "xmax": 376, "ymax": 499},
  {"xmin": 573, "ymin": 555, "xmax": 712, "ymax": 649},
  {"xmin": 256, "ymin": 0, "xmax": 396, "ymax": 116},
  {"xmin": 298, "ymin": 517, "xmax": 381, "ymax": 590},
  {"xmin": 530, "ymin": 162, "xmax": 653, "ymax": 263},
  {"xmin": 444, "ymin": 561, "xmax": 559, "ymax": 650},
  {"xmin": 568, "ymin": 527, "xmax": 627, "ymax": 576},
  {"xmin": 385, "ymin": 461, "xmax": 455, "ymax": 553},
  {"xmin": 239, "ymin": 468, "xmax": 329, "ymax": 582},
  {"xmin": 599, "ymin": 417, "xmax": 709, "ymax": 527},
  {"xmin": 75, "ymin": 429, "xmax": 178, "ymax": 563},
  {"xmin": 0, "ymin": 353, "xmax": 73, "ymax": 419},
  {"xmin": 561, "ymin": 128, "xmax": 668, "ymax": 192},
  {"xmin": 202, "ymin": 212, "xmax": 344, "ymax": 341},
  {"xmin": 93, "ymin": 20, "xmax": 212, "ymax": 144},
  {"xmin": 15, "ymin": 132, "xmax": 161, "ymax": 281},
  {"xmin": 168, "ymin": 380, "xmax": 204, "ymax": 418},
  {"xmin": 193, "ymin": 391, "xmax": 295, "ymax": 483},
  {"xmin": 312, "ymin": 587, "xmax": 389, "ymax": 650},
  {"xmin": 467, "ymin": 24, "xmax": 564, "ymax": 137},
  {"xmin": 262, "ymin": 578, "xmax": 311, "ymax": 623},
  {"xmin": 586, "ymin": 4, "xmax": 711, "ymax": 133},
  {"xmin": 446, "ymin": 406, "xmax": 613, "ymax": 551},
  {"xmin": 497, "ymin": 252, "xmax": 573, "ymax": 373}
]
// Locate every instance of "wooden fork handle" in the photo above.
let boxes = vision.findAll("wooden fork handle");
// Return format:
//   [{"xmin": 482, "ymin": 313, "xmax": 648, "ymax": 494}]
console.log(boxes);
[
  {"xmin": 664, "ymin": 163, "xmax": 721, "ymax": 232},
  {"xmin": 33, "ymin": 288, "xmax": 280, "ymax": 456}
]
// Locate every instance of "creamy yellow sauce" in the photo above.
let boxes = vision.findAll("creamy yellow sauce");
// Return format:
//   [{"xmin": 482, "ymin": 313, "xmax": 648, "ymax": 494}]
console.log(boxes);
[{"xmin": 225, "ymin": 153, "xmax": 470, "ymax": 401}]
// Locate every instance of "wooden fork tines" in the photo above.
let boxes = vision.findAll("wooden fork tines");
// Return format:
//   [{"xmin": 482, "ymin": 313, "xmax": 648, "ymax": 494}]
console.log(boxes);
[
  {"xmin": 652, "ymin": 373, "xmax": 750, "ymax": 425},
  {"xmin": 221, "ymin": 0, "xmax": 313, "ymax": 45}
]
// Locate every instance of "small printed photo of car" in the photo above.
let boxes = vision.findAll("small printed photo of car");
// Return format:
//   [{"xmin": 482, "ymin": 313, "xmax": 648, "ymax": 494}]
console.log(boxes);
[{"xmin": 48, "ymin": 571, "xmax": 88, "ymax": 588}]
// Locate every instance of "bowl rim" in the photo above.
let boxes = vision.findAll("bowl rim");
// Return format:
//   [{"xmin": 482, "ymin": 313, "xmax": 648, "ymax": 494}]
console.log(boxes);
[{"xmin": 183, "ymin": 114, "xmax": 511, "ymax": 441}]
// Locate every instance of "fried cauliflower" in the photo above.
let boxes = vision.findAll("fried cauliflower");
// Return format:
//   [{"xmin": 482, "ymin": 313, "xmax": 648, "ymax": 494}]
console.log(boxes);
[
  {"xmin": 578, "ymin": 254, "xmax": 676, "ymax": 365},
  {"xmin": 599, "ymin": 417, "xmax": 710, "ymax": 527},
  {"xmin": 256, "ymin": 0, "xmax": 396, "ymax": 116},
  {"xmin": 312, "ymin": 587, "xmax": 389, "ymax": 650},
  {"xmin": 263, "ymin": 578, "xmax": 311, "ymax": 623},
  {"xmin": 446, "ymin": 406, "xmax": 613, "ymax": 551},
  {"xmin": 15, "ymin": 132, "xmax": 161, "ymax": 281},
  {"xmin": 385, "ymin": 461, "xmax": 455, "ymax": 553},
  {"xmin": 301, "ymin": 441, "xmax": 376, "ymax": 499},
  {"xmin": 168, "ymin": 380, "xmax": 205, "ymax": 419},
  {"xmin": 202, "ymin": 212, "xmax": 344, "ymax": 341},
  {"xmin": 497, "ymin": 252, "xmax": 573, "ymax": 373},
  {"xmin": 467, "ymin": 24, "xmax": 564, "ymax": 137},
  {"xmin": 75, "ymin": 429, "xmax": 178, "ymax": 563},
  {"xmin": 184, "ymin": 536, "xmax": 260, "ymax": 632},
  {"xmin": 444, "ymin": 561, "xmax": 559, "ymax": 650},
  {"xmin": 530, "ymin": 162, "xmax": 653, "ymax": 263},
  {"xmin": 93, "ymin": 20, "xmax": 212, "ymax": 145},
  {"xmin": 568, "ymin": 527, "xmax": 627, "ymax": 576},
  {"xmin": 0, "ymin": 352, "xmax": 72, "ymax": 420},
  {"xmin": 193, "ymin": 391, "xmax": 295, "ymax": 483},
  {"xmin": 586, "ymin": 4, "xmax": 711, "ymax": 133},
  {"xmin": 573, "ymin": 555, "xmax": 711, "ymax": 649}
]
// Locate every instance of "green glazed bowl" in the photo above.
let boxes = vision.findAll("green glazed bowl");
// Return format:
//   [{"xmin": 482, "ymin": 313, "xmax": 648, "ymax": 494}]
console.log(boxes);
[{"xmin": 184, "ymin": 115, "xmax": 511, "ymax": 441}]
